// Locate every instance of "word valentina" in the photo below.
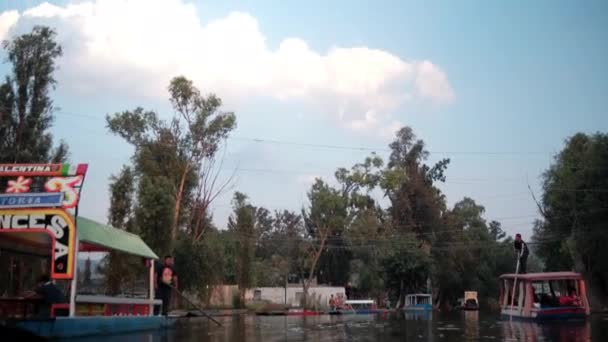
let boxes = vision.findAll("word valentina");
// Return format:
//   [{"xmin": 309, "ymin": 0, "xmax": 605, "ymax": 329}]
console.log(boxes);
[{"xmin": 0, "ymin": 164, "xmax": 60, "ymax": 173}]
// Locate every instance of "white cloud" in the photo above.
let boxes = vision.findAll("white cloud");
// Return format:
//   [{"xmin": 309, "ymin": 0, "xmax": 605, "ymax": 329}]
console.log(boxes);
[
  {"xmin": 0, "ymin": 10, "xmax": 18, "ymax": 41},
  {"xmin": 0, "ymin": 0, "xmax": 454, "ymax": 133}
]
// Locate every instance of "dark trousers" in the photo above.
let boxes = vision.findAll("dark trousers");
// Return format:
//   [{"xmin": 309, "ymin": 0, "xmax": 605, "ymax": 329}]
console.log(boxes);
[
  {"xmin": 519, "ymin": 254, "xmax": 528, "ymax": 274},
  {"xmin": 155, "ymin": 286, "xmax": 172, "ymax": 316}
]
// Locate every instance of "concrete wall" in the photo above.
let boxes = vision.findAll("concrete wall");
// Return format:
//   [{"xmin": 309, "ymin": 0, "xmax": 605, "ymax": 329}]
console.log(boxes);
[
  {"xmin": 196, "ymin": 285, "xmax": 346, "ymax": 309},
  {"xmin": 206, "ymin": 285, "xmax": 239, "ymax": 308},
  {"xmin": 245, "ymin": 286, "xmax": 346, "ymax": 308}
]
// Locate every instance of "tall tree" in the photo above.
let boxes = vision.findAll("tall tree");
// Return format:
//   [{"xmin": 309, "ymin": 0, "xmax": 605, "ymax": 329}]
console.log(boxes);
[
  {"xmin": 302, "ymin": 179, "xmax": 348, "ymax": 307},
  {"xmin": 533, "ymin": 132, "xmax": 608, "ymax": 308},
  {"xmin": 228, "ymin": 192, "xmax": 256, "ymax": 306},
  {"xmin": 0, "ymin": 26, "xmax": 67, "ymax": 163},
  {"xmin": 107, "ymin": 76, "xmax": 236, "ymax": 251},
  {"xmin": 381, "ymin": 127, "xmax": 449, "ymax": 241},
  {"xmin": 379, "ymin": 127, "xmax": 448, "ymax": 305}
]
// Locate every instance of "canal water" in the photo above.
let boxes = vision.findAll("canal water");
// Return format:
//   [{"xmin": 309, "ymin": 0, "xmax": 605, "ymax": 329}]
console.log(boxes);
[{"xmin": 68, "ymin": 311, "xmax": 607, "ymax": 342}]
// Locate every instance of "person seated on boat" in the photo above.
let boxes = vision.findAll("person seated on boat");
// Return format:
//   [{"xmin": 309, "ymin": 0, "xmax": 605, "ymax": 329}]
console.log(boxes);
[
  {"xmin": 531, "ymin": 288, "xmax": 541, "ymax": 308},
  {"xmin": 329, "ymin": 294, "xmax": 336, "ymax": 311},
  {"xmin": 23, "ymin": 274, "xmax": 67, "ymax": 318},
  {"xmin": 513, "ymin": 234, "xmax": 529, "ymax": 274},
  {"xmin": 559, "ymin": 287, "xmax": 581, "ymax": 307}
]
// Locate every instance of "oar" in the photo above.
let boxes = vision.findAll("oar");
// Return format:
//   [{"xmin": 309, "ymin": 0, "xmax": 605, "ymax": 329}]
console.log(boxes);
[
  {"xmin": 509, "ymin": 254, "xmax": 521, "ymax": 321},
  {"xmin": 168, "ymin": 285, "xmax": 222, "ymax": 326}
]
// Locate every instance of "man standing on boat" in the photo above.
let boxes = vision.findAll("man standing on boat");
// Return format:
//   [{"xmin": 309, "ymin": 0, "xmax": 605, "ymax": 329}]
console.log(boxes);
[
  {"xmin": 155, "ymin": 255, "xmax": 179, "ymax": 315},
  {"xmin": 513, "ymin": 234, "xmax": 529, "ymax": 274}
]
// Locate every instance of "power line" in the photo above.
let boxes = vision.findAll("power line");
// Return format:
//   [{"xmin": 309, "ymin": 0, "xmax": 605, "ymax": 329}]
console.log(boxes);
[{"xmin": 48, "ymin": 111, "xmax": 558, "ymax": 156}]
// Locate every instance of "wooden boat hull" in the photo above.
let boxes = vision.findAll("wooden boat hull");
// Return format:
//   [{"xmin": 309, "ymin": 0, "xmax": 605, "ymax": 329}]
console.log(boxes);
[{"xmin": 3, "ymin": 315, "xmax": 197, "ymax": 339}]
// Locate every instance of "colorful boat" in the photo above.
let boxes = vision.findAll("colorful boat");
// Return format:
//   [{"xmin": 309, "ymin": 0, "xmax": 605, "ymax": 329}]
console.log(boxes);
[
  {"xmin": 499, "ymin": 272, "xmax": 590, "ymax": 321},
  {"xmin": 403, "ymin": 294, "xmax": 433, "ymax": 311},
  {"xmin": 0, "ymin": 163, "xmax": 185, "ymax": 338}
]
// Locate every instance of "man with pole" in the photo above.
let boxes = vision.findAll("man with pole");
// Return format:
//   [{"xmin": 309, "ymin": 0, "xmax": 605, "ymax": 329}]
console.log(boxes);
[
  {"xmin": 513, "ymin": 234, "xmax": 529, "ymax": 274},
  {"xmin": 155, "ymin": 255, "xmax": 178, "ymax": 316},
  {"xmin": 509, "ymin": 233, "xmax": 529, "ymax": 320}
]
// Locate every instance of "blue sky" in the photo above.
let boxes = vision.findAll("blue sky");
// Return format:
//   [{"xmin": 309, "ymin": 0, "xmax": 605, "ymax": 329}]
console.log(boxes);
[{"xmin": 0, "ymin": 0, "xmax": 606, "ymax": 240}]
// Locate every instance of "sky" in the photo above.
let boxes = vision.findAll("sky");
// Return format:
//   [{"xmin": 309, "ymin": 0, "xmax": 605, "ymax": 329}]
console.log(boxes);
[{"xmin": 0, "ymin": 0, "xmax": 606, "ymax": 241}]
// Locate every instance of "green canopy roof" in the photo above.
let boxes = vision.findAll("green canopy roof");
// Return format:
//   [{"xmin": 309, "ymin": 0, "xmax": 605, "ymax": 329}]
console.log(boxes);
[{"xmin": 76, "ymin": 217, "xmax": 158, "ymax": 260}]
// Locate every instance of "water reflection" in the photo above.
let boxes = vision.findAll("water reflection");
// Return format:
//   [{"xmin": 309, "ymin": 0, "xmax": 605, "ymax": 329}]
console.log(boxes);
[
  {"xmin": 501, "ymin": 320, "xmax": 591, "ymax": 342},
  {"xmin": 65, "ymin": 312, "xmax": 602, "ymax": 342},
  {"xmin": 463, "ymin": 310, "xmax": 479, "ymax": 340}
]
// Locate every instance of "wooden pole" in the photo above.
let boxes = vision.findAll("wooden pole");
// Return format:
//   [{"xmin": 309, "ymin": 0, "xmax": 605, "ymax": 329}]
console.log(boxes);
[
  {"xmin": 168, "ymin": 284, "xmax": 222, "ymax": 326},
  {"xmin": 69, "ymin": 238, "xmax": 79, "ymax": 317},
  {"xmin": 509, "ymin": 255, "xmax": 521, "ymax": 321},
  {"xmin": 149, "ymin": 259, "xmax": 155, "ymax": 316}
]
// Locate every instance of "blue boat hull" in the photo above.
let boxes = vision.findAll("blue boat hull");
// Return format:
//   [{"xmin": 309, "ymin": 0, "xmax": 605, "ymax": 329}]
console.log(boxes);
[
  {"xmin": 403, "ymin": 304, "xmax": 433, "ymax": 311},
  {"xmin": 10, "ymin": 316, "xmax": 177, "ymax": 338}
]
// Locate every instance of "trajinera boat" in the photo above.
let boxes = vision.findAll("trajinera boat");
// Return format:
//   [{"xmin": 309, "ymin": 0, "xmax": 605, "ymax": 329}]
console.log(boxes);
[
  {"xmin": 0, "ymin": 163, "xmax": 195, "ymax": 339},
  {"xmin": 499, "ymin": 272, "xmax": 590, "ymax": 321},
  {"xmin": 403, "ymin": 294, "xmax": 433, "ymax": 311},
  {"xmin": 462, "ymin": 291, "xmax": 479, "ymax": 311}
]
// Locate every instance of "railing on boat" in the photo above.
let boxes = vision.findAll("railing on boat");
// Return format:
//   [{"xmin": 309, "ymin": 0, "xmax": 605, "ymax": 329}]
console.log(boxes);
[{"xmin": 75, "ymin": 295, "xmax": 162, "ymax": 316}]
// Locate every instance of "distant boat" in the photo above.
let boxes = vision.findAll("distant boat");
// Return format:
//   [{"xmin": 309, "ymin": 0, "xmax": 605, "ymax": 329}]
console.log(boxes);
[
  {"xmin": 403, "ymin": 294, "xmax": 433, "ymax": 311},
  {"xmin": 462, "ymin": 291, "xmax": 479, "ymax": 311},
  {"xmin": 499, "ymin": 272, "xmax": 590, "ymax": 321},
  {"xmin": 329, "ymin": 300, "xmax": 389, "ymax": 315}
]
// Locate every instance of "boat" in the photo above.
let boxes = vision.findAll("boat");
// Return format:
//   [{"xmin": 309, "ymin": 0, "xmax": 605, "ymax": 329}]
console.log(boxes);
[
  {"xmin": 329, "ymin": 299, "xmax": 389, "ymax": 315},
  {"xmin": 462, "ymin": 291, "xmax": 479, "ymax": 311},
  {"xmin": 403, "ymin": 294, "xmax": 433, "ymax": 311},
  {"xmin": 335, "ymin": 299, "xmax": 390, "ymax": 315},
  {"xmin": 0, "ymin": 163, "xmax": 192, "ymax": 338},
  {"xmin": 499, "ymin": 272, "xmax": 590, "ymax": 321}
]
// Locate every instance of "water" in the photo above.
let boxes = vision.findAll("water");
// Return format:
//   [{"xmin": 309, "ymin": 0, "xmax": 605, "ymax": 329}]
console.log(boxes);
[{"xmin": 68, "ymin": 311, "xmax": 608, "ymax": 342}]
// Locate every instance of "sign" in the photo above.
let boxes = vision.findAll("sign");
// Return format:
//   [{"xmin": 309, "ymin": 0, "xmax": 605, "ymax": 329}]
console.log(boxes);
[
  {"xmin": 0, "ymin": 193, "xmax": 64, "ymax": 208},
  {"xmin": 0, "ymin": 209, "xmax": 75, "ymax": 279},
  {"xmin": 0, "ymin": 163, "xmax": 88, "ymax": 177}
]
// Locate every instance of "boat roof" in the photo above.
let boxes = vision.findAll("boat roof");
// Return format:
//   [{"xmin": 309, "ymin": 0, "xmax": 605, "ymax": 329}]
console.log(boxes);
[
  {"xmin": 499, "ymin": 272, "xmax": 582, "ymax": 281},
  {"xmin": 77, "ymin": 217, "xmax": 158, "ymax": 259},
  {"xmin": 406, "ymin": 293, "xmax": 431, "ymax": 297},
  {"xmin": 344, "ymin": 300, "xmax": 375, "ymax": 304}
]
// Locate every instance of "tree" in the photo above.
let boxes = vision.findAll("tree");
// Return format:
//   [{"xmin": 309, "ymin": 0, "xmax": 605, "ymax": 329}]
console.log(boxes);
[
  {"xmin": 432, "ymin": 197, "xmax": 520, "ymax": 309},
  {"xmin": 174, "ymin": 229, "xmax": 227, "ymax": 305},
  {"xmin": 381, "ymin": 127, "xmax": 449, "ymax": 241},
  {"xmin": 107, "ymin": 76, "xmax": 236, "ymax": 251},
  {"xmin": 228, "ymin": 192, "xmax": 256, "ymax": 306},
  {"xmin": 532, "ymin": 132, "xmax": 608, "ymax": 308},
  {"xmin": 382, "ymin": 233, "xmax": 432, "ymax": 308},
  {"xmin": 315, "ymin": 154, "xmax": 383, "ymax": 287},
  {"xmin": 100, "ymin": 166, "xmax": 139, "ymax": 295},
  {"xmin": 0, "ymin": 26, "xmax": 67, "ymax": 164},
  {"xmin": 378, "ymin": 127, "xmax": 448, "ymax": 306},
  {"xmin": 301, "ymin": 179, "xmax": 348, "ymax": 307}
]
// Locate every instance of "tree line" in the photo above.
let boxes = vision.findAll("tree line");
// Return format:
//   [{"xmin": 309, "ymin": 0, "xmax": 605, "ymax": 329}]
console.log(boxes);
[{"xmin": 0, "ymin": 27, "xmax": 606, "ymax": 309}]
